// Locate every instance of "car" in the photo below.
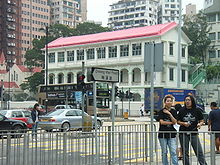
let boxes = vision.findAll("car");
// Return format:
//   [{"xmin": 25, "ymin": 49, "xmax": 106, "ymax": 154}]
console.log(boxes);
[
  {"xmin": 54, "ymin": 105, "xmax": 74, "ymax": 110},
  {"xmin": 38, "ymin": 109, "xmax": 103, "ymax": 132},
  {"xmin": 0, "ymin": 109, "xmax": 34, "ymax": 128},
  {"xmin": 0, "ymin": 114, "xmax": 27, "ymax": 138}
]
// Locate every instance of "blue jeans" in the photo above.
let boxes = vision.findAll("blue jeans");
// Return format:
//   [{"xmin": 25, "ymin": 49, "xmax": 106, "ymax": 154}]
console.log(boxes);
[
  {"xmin": 159, "ymin": 138, "xmax": 178, "ymax": 165},
  {"xmin": 32, "ymin": 122, "xmax": 38, "ymax": 138},
  {"xmin": 179, "ymin": 133, "xmax": 207, "ymax": 165}
]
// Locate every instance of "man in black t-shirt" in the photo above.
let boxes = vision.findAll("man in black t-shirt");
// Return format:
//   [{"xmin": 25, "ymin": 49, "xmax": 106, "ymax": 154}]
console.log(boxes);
[
  {"xmin": 177, "ymin": 95, "xmax": 207, "ymax": 165},
  {"xmin": 208, "ymin": 102, "xmax": 220, "ymax": 153}
]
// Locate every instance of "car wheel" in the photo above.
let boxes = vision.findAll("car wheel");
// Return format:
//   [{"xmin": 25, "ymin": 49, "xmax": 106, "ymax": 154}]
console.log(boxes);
[
  {"xmin": 11, "ymin": 125, "xmax": 24, "ymax": 138},
  {"xmin": 93, "ymin": 120, "xmax": 102, "ymax": 129},
  {"xmin": 61, "ymin": 122, "xmax": 70, "ymax": 132}
]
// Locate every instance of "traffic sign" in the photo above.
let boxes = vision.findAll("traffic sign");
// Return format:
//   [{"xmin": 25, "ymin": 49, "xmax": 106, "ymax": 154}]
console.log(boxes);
[{"xmin": 87, "ymin": 67, "xmax": 119, "ymax": 82}]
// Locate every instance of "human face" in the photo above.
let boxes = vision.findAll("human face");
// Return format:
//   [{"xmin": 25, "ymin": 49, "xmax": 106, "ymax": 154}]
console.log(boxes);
[
  {"xmin": 185, "ymin": 97, "xmax": 192, "ymax": 108},
  {"xmin": 164, "ymin": 98, "xmax": 173, "ymax": 109}
]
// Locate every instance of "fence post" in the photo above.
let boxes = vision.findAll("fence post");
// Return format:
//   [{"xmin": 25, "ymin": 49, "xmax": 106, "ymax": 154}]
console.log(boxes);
[
  {"xmin": 6, "ymin": 134, "xmax": 11, "ymax": 165},
  {"xmin": 210, "ymin": 133, "xmax": 216, "ymax": 165},
  {"xmin": 63, "ymin": 132, "xmax": 67, "ymax": 165},
  {"xmin": 119, "ymin": 133, "xmax": 123, "ymax": 165},
  {"xmin": 145, "ymin": 124, "xmax": 149, "ymax": 162},
  {"xmin": 108, "ymin": 126, "xmax": 112, "ymax": 165}
]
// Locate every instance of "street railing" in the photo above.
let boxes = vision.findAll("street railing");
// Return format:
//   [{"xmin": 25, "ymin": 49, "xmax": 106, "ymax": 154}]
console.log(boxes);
[{"xmin": 0, "ymin": 125, "xmax": 219, "ymax": 165}]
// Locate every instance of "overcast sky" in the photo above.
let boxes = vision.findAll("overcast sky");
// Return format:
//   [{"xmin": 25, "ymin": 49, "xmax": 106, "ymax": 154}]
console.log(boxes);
[{"xmin": 87, "ymin": 0, "xmax": 204, "ymax": 27}]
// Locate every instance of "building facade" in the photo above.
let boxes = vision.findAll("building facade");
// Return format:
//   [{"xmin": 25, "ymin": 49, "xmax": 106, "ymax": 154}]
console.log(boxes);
[
  {"xmin": 185, "ymin": 3, "xmax": 196, "ymax": 17},
  {"xmin": 0, "ymin": 0, "xmax": 22, "ymax": 66},
  {"xmin": 204, "ymin": 0, "xmax": 220, "ymax": 63},
  {"xmin": 108, "ymin": 0, "xmax": 159, "ymax": 30},
  {"xmin": 50, "ymin": 0, "xmax": 83, "ymax": 28},
  {"xmin": 158, "ymin": 0, "xmax": 180, "ymax": 24},
  {"xmin": 21, "ymin": 0, "xmax": 50, "ymax": 64},
  {"xmin": 46, "ymin": 22, "xmax": 191, "ymax": 101}
]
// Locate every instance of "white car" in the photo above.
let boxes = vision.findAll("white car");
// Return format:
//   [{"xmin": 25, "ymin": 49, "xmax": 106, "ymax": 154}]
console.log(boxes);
[{"xmin": 54, "ymin": 105, "xmax": 74, "ymax": 110}]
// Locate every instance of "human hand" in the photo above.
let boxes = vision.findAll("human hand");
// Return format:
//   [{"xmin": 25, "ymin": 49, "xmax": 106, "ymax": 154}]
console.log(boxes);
[
  {"xmin": 183, "ymin": 122, "xmax": 191, "ymax": 127},
  {"xmin": 197, "ymin": 123, "xmax": 202, "ymax": 129}
]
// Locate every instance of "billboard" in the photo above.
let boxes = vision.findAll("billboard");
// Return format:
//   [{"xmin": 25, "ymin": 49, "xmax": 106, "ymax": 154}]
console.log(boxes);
[{"xmin": 204, "ymin": 0, "xmax": 214, "ymax": 9}]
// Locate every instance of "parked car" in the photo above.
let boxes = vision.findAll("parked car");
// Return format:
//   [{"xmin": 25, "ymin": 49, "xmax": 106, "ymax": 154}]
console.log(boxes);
[
  {"xmin": 0, "ymin": 114, "xmax": 27, "ymax": 138},
  {"xmin": 54, "ymin": 105, "xmax": 74, "ymax": 110},
  {"xmin": 0, "ymin": 109, "xmax": 33, "ymax": 128},
  {"xmin": 38, "ymin": 109, "xmax": 103, "ymax": 132}
]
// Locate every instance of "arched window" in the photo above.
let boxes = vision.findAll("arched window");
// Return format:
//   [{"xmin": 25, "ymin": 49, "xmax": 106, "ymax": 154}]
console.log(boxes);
[
  {"xmin": 67, "ymin": 72, "xmax": 74, "ymax": 83},
  {"xmin": 120, "ymin": 69, "xmax": 128, "ymax": 83},
  {"xmin": 132, "ymin": 68, "xmax": 141, "ymax": 83},
  {"xmin": 49, "ymin": 74, "xmax": 55, "ymax": 84},
  {"xmin": 58, "ymin": 73, "xmax": 64, "ymax": 84},
  {"xmin": 133, "ymin": 93, "xmax": 141, "ymax": 101}
]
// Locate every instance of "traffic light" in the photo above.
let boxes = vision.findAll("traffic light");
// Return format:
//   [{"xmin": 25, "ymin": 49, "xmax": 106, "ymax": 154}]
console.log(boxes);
[
  {"xmin": 115, "ymin": 86, "xmax": 119, "ymax": 97},
  {"xmin": 118, "ymin": 90, "xmax": 124, "ymax": 100},
  {"xmin": 77, "ymin": 74, "xmax": 85, "ymax": 90},
  {"xmin": 125, "ymin": 90, "xmax": 134, "ymax": 99}
]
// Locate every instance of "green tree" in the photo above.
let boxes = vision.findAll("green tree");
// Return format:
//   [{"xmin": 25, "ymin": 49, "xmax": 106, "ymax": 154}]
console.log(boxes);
[
  {"xmin": 73, "ymin": 22, "xmax": 111, "ymax": 36},
  {"xmin": 20, "ymin": 72, "xmax": 44, "ymax": 93},
  {"xmin": 182, "ymin": 10, "xmax": 212, "ymax": 65}
]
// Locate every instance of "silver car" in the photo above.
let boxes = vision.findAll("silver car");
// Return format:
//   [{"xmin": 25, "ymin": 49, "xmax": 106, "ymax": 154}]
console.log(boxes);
[{"xmin": 38, "ymin": 109, "xmax": 103, "ymax": 132}]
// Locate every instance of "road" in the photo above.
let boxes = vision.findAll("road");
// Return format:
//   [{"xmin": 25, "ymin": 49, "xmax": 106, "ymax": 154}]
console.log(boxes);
[{"xmin": 0, "ymin": 116, "xmax": 219, "ymax": 165}]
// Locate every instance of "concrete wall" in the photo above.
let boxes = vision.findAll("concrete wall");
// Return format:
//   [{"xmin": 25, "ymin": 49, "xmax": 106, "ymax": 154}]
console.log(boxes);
[{"xmin": 1, "ymin": 101, "xmax": 37, "ymax": 110}]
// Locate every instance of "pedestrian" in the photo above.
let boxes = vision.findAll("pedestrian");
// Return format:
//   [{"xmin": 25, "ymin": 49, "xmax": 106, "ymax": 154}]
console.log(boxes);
[
  {"xmin": 158, "ymin": 95, "xmax": 178, "ymax": 165},
  {"xmin": 31, "ymin": 103, "xmax": 40, "ymax": 140},
  {"xmin": 177, "ymin": 95, "xmax": 207, "ymax": 165},
  {"xmin": 208, "ymin": 102, "xmax": 220, "ymax": 154},
  {"xmin": 139, "ymin": 104, "xmax": 144, "ymax": 116}
]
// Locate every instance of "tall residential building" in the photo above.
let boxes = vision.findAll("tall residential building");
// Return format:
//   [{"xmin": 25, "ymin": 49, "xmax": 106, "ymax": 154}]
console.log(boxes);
[
  {"xmin": 108, "ymin": 0, "xmax": 159, "ymax": 30},
  {"xmin": 185, "ymin": 3, "xmax": 196, "ymax": 17},
  {"xmin": 50, "ymin": 0, "xmax": 83, "ymax": 28},
  {"xmin": 77, "ymin": 0, "xmax": 87, "ymax": 22},
  {"xmin": 204, "ymin": 0, "xmax": 220, "ymax": 63},
  {"xmin": 0, "ymin": 0, "xmax": 22, "ymax": 66},
  {"xmin": 158, "ymin": 0, "xmax": 180, "ymax": 24},
  {"xmin": 21, "ymin": 0, "xmax": 50, "ymax": 64}
]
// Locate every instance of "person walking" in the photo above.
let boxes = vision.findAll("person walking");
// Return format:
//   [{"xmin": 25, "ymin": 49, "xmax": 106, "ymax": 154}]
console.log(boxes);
[
  {"xmin": 31, "ymin": 103, "xmax": 40, "ymax": 140},
  {"xmin": 177, "ymin": 95, "xmax": 207, "ymax": 165},
  {"xmin": 158, "ymin": 95, "xmax": 178, "ymax": 165},
  {"xmin": 208, "ymin": 102, "xmax": 220, "ymax": 154},
  {"xmin": 139, "ymin": 104, "xmax": 144, "ymax": 116}
]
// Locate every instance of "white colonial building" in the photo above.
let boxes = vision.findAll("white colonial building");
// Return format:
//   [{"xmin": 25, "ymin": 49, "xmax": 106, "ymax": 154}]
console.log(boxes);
[{"xmin": 47, "ymin": 22, "xmax": 191, "ymax": 101}]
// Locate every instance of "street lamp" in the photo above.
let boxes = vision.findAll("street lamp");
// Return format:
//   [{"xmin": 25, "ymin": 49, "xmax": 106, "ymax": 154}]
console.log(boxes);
[{"xmin": 40, "ymin": 26, "xmax": 49, "ymax": 113}]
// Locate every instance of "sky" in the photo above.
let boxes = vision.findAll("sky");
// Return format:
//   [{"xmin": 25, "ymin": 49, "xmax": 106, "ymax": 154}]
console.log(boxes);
[{"xmin": 87, "ymin": 0, "xmax": 204, "ymax": 27}]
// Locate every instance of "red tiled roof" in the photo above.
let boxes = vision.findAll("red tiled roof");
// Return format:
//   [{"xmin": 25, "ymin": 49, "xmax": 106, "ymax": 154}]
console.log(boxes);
[
  {"xmin": 17, "ymin": 65, "xmax": 30, "ymax": 72},
  {"xmin": 32, "ymin": 67, "xmax": 42, "ymax": 73},
  {"xmin": 0, "ymin": 51, "xmax": 6, "ymax": 64},
  {"xmin": 0, "ymin": 70, "xmax": 7, "ymax": 74},
  {"xmin": 3, "ymin": 82, "xmax": 19, "ymax": 88},
  {"xmin": 48, "ymin": 22, "xmax": 177, "ymax": 49},
  {"xmin": 17, "ymin": 65, "xmax": 41, "ymax": 73}
]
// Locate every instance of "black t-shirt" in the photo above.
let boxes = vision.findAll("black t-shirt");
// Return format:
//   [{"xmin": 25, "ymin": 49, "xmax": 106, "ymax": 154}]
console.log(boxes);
[
  {"xmin": 177, "ymin": 107, "xmax": 203, "ymax": 132},
  {"xmin": 208, "ymin": 109, "xmax": 220, "ymax": 131},
  {"xmin": 158, "ymin": 108, "xmax": 177, "ymax": 138}
]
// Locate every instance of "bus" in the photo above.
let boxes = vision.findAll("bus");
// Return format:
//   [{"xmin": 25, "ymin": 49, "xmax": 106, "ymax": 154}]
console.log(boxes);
[{"xmin": 37, "ymin": 82, "xmax": 110, "ymax": 116}]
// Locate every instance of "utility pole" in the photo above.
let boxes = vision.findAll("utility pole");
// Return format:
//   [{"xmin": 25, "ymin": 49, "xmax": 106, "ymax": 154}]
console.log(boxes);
[
  {"xmin": 177, "ymin": 0, "xmax": 182, "ymax": 88},
  {"xmin": 1, "ymin": 80, "xmax": 3, "ymax": 110}
]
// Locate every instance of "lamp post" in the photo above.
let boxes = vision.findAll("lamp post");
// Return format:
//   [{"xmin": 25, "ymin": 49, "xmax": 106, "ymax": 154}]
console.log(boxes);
[
  {"xmin": 40, "ymin": 26, "xmax": 49, "ymax": 113},
  {"xmin": 177, "ymin": 0, "xmax": 182, "ymax": 88},
  {"xmin": 45, "ymin": 26, "xmax": 49, "ymax": 114}
]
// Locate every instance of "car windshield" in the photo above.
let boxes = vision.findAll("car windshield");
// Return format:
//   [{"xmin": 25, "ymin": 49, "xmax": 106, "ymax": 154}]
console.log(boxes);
[
  {"xmin": 0, "ymin": 111, "xmax": 7, "ymax": 116},
  {"xmin": 46, "ymin": 109, "xmax": 64, "ymax": 116}
]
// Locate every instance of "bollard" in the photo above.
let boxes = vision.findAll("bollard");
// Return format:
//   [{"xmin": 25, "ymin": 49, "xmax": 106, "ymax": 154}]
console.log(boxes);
[{"xmin": 123, "ymin": 109, "xmax": 128, "ymax": 119}]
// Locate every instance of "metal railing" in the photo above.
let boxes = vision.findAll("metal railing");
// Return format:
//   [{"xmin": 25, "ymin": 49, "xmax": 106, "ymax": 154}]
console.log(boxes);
[{"xmin": 0, "ymin": 125, "xmax": 219, "ymax": 165}]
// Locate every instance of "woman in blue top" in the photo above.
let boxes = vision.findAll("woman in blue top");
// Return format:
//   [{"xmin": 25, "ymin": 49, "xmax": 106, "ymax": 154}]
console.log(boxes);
[{"xmin": 158, "ymin": 95, "xmax": 178, "ymax": 165}]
